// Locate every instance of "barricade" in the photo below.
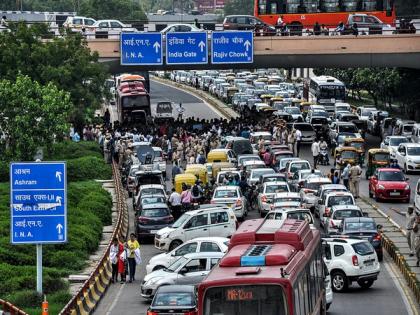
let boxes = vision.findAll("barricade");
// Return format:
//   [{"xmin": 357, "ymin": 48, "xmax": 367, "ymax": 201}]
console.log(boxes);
[
  {"xmin": 59, "ymin": 161, "xmax": 128, "ymax": 314},
  {"xmin": 0, "ymin": 299, "xmax": 29, "ymax": 315}
]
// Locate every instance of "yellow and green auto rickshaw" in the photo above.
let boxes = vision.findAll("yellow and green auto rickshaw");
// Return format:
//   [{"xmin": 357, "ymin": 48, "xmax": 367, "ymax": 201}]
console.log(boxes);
[
  {"xmin": 174, "ymin": 173, "xmax": 197, "ymax": 193},
  {"xmin": 343, "ymin": 137, "xmax": 366, "ymax": 165},
  {"xmin": 365, "ymin": 148, "xmax": 390, "ymax": 179},
  {"xmin": 185, "ymin": 164, "xmax": 208, "ymax": 185},
  {"xmin": 260, "ymin": 94, "xmax": 274, "ymax": 104},
  {"xmin": 226, "ymin": 86, "xmax": 239, "ymax": 104},
  {"xmin": 334, "ymin": 147, "xmax": 360, "ymax": 170},
  {"xmin": 299, "ymin": 101, "xmax": 313, "ymax": 118}
]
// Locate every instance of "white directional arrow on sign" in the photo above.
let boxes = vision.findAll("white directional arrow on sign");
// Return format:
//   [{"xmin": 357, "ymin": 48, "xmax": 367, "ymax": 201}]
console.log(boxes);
[
  {"xmin": 56, "ymin": 223, "xmax": 63, "ymax": 234},
  {"xmin": 55, "ymin": 171, "xmax": 62, "ymax": 182},
  {"xmin": 198, "ymin": 40, "xmax": 205, "ymax": 52},
  {"xmin": 153, "ymin": 41, "xmax": 161, "ymax": 54},
  {"xmin": 244, "ymin": 40, "xmax": 251, "ymax": 52},
  {"xmin": 56, "ymin": 196, "xmax": 62, "ymax": 206}
]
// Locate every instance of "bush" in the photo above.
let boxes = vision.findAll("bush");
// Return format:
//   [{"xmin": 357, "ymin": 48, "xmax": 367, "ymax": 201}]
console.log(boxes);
[
  {"xmin": 44, "ymin": 141, "xmax": 103, "ymax": 160},
  {"xmin": 6, "ymin": 290, "xmax": 43, "ymax": 308},
  {"xmin": 0, "ymin": 161, "xmax": 8, "ymax": 182},
  {"xmin": 67, "ymin": 156, "xmax": 112, "ymax": 181}
]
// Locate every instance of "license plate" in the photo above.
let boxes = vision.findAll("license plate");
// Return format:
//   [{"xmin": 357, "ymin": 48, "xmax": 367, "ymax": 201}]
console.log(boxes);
[
  {"xmin": 150, "ymin": 230, "xmax": 158, "ymax": 234},
  {"xmin": 364, "ymin": 261, "xmax": 374, "ymax": 266},
  {"xmin": 390, "ymin": 192, "xmax": 400, "ymax": 196}
]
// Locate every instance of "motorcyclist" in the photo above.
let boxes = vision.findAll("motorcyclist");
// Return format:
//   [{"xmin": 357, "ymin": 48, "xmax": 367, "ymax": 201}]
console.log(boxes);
[
  {"xmin": 239, "ymin": 176, "xmax": 250, "ymax": 196},
  {"xmin": 191, "ymin": 180, "xmax": 203, "ymax": 203},
  {"xmin": 319, "ymin": 137, "xmax": 329, "ymax": 165}
]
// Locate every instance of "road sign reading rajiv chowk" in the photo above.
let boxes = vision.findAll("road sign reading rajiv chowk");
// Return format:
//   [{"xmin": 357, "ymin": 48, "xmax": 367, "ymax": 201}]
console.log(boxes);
[
  {"xmin": 166, "ymin": 32, "xmax": 208, "ymax": 65},
  {"xmin": 120, "ymin": 32, "xmax": 163, "ymax": 65},
  {"xmin": 10, "ymin": 162, "xmax": 67, "ymax": 244},
  {"xmin": 211, "ymin": 31, "xmax": 253, "ymax": 64}
]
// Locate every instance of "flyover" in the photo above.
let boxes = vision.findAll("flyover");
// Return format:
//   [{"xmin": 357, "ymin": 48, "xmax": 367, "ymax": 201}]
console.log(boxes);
[{"xmin": 86, "ymin": 34, "xmax": 420, "ymax": 72}]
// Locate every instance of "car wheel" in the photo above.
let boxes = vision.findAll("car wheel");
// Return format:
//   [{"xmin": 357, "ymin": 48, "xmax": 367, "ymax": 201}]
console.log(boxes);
[
  {"xmin": 357, "ymin": 279, "xmax": 374, "ymax": 289},
  {"xmin": 169, "ymin": 240, "xmax": 182, "ymax": 251},
  {"xmin": 331, "ymin": 271, "xmax": 348, "ymax": 292},
  {"xmin": 404, "ymin": 164, "xmax": 409, "ymax": 174},
  {"xmin": 153, "ymin": 265, "xmax": 165, "ymax": 271}
]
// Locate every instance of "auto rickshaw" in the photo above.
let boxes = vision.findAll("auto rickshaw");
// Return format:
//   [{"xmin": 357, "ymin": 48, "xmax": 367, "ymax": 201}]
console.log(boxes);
[
  {"xmin": 226, "ymin": 86, "xmax": 239, "ymax": 104},
  {"xmin": 343, "ymin": 137, "xmax": 365, "ymax": 165},
  {"xmin": 299, "ymin": 101, "xmax": 313, "ymax": 118},
  {"xmin": 291, "ymin": 98, "xmax": 301, "ymax": 107},
  {"xmin": 211, "ymin": 162, "xmax": 235, "ymax": 179},
  {"xmin": 365, "ymin": 148, "xmax": 390, "ymax": 179},
  {"xmin": 174, "ymin": 173, "xmax": 196, "ymax": 193},
  {"xmin": 334, "ymin": 147, "xmax": 360, "ymax": 170},
  {"xmin": 269, "ymin": 97, "xmax": 284, "ymax": 107},
  {"xmin": 260, "ymin": 94, "xmax": 274, "ymax": 104},
  {"xmin": 185, "ymin": 164, "xmax": 208, "ymax": 184}
]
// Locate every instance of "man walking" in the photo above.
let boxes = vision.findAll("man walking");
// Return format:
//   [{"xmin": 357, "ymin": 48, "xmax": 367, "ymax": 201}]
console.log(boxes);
[
  {"xmin": 406, "ymin": 206, "xmax": 416, "ymax": 256},
  {"xmin": 295, "ymin": 128, "xmax": 302, "ymax": 157},
  {"xmin": 169, "ymin": 188, "xmax": 182, "ymax": 221},
  {"xmin": 341, "ymin": 164, "xmax": 350, "ymax": 189},
  {"xmin": 311, "ymin": 139, "xmax": 320, "ymax": 168},
  {"xmin": 349, "ymin": 163, "xmax": 362, "ymax": 198}
]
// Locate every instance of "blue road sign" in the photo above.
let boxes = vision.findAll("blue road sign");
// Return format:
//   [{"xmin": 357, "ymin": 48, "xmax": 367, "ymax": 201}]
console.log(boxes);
[
  {"xmin": 10, "ymin": 162, "xmax": 67, "ymax": 244},
  {"xmin": 120, "ymin": 32, "xmax": 163, "ymax": 65},
  {"xmin": 166, "ymin": 32, "xmax": 208, "ymax": 65},
  {"xmin": 211, "ymin": 31, "xmax": 253, "ymax": 64}
]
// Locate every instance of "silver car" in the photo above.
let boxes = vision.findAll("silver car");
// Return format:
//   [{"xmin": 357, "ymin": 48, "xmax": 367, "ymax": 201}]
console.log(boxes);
[
  {"xmin": 211, "ymin": 185, "xmax": 247, "ymax": 220},
  {"xmin": 300, "ymin": 177, "xmax": 332, "ymax": 210},
  {"xmin": 257, "ymin": 181, "xmax": 290, "ymax": 216},
  {"xmin": 141, "ymin": 252, "xmax": 223, "ymax": 299}
]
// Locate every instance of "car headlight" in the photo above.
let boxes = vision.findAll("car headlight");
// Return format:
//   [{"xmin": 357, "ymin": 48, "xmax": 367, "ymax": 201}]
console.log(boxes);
[
  {"xmin": 145, "ymin": 277, "xmax": 160, "ymax": 285},
  {"xmin": 378, "ymin": 184, "xmax": 385, "ymax": 190},
  {"xmin": 407, "ymin": 159, "xmax": 413, "ymax": 163},
  {"xmin": 160, "ymin": 233, "xmax": 169, "ymax": 239},
  {"xmin": 405, "ymin": 185, "xmax": 410, "ymax": 190}
]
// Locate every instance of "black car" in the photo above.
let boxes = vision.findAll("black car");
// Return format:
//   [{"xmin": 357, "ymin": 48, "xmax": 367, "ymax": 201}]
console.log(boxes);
[
  {"xmin": 340, "ymin": 217, "xmax": 383, "ymax": 261},
  {"xmin": 148, "ymin": 285, "xmax": 197, "ymax": 315},
  {"xmin": 136, "ymin": 203, "xmax": 173, "ymax": 241},
  {"xmin": 223, "ymin": 15, "xmax": 276, "ymax": 36}
]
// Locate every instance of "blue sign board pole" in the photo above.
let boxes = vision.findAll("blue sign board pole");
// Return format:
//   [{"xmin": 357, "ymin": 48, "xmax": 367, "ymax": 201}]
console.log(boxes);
[
  {"xmin": 211, "ymin": 31, "xmax": 253, "ymax": 64},
  {"xmin": 120, "ymin": 32, "xmax": 163, "ymax": 65},
  {"xmin": 10, "ymin": 162, "xmax": 67, "ymax": 294},
  {"xmin": 166, "ymin": 32, "xmax": 208, "ymax": 65}
]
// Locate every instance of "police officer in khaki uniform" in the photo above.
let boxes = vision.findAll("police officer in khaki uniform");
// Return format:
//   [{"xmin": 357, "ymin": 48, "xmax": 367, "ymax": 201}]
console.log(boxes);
[
  {"xmin": 406, "ymin": 206, "xmax": 416, "ymax": 256},
  {"xmin": 349, "ymin": 163, "xmax": 362, "ymax": 198}
]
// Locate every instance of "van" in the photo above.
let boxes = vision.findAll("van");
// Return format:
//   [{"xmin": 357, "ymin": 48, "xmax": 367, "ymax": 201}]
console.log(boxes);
[
  {"xmin": 154, "ymin": 206, "xmax": 237, "ymax": 251},
  {"xmin": 412, "ymin": 124, "xmax": 420, "ymax": 144}
]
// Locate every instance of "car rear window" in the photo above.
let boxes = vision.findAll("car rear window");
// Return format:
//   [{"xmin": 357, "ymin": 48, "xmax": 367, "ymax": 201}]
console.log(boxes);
[
  {"xmin": 152, "ymin": 292, "xmax": 195, "ymax": 307},
  {"xmin": 141, "ymin": 208, "xmax": 169, "ymax": 217},
  {"xmin": 265, "ymin": 184, "xmax": 288, "ymax": 193},
  {"xmin": 333, "ymin": 209, "xmax": 362, "ymax": 219},
  {"xmin": 215, "ymin": 190, "xmax": 238, "ymax": 198},
  {"xmin": 352, "ymin": 242, "xmax": 374, "ymax": 256}
]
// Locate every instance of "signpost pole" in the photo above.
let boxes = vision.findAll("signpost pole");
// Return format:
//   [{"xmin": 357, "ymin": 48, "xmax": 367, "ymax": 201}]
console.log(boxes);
[{"xmin": 36, "ymin": 244, "xmax": 42, "ymax": 294}]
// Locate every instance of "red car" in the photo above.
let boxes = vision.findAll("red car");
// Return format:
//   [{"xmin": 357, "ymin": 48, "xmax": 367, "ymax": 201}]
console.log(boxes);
[{"xmin": 369, "ymin": 168, "xmax": 410, "ymax": 202}]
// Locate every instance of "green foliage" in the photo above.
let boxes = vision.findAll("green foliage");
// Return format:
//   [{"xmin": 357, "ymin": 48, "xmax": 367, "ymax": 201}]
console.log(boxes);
[
  {"xmin": 0, "ymin": 75, "xmax": 71, "ymax": 161},
  {"xmin": 45, "ymin": 140, "xmax": 103, "ymax": 160},
  {"xmin": 67, "ymin": 156, "xmax": 112, "ymax": 181},
  {"xmin": 0, "ymin": 23, "xmax": 108, "ymax": 129},
  {"xmin": 224, "ymin": 0, "xmax": 253, "ymax": 15}
]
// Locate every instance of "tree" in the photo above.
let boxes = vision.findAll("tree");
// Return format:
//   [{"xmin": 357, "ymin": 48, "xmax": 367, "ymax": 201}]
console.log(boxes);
[
  {"xmin": 0, "ymin": 22, "xmax": 108, "ymax": 130},
  {"xmin": 80, "ymin": 0, "xmax": 147, "ymax": 21},
  {"xmin": 0, "ymin": 75, "xmax": 71, "ymax": 161},
  {"xmin": 224, "ymin": 0, "xmax": 253, "ymax": 15}
]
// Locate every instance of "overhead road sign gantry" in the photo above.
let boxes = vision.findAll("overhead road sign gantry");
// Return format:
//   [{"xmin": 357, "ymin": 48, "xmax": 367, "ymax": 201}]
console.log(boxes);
[
  {"xmin": 211, "ymin": 31, "xmax": 253, "ymax": 64},
  {"xmin": 10, "ymin": 162, "xmax": 67, "ymax": 244},
  {"xmin": 166, "ymin": 32, "xmax": 208, "ymax": 65},
  {"xmin": 120, "ymin": 32, "xmax": 163, "ymax": 65}
]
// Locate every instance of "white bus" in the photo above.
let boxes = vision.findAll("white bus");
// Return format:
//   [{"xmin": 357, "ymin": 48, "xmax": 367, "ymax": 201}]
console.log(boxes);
[{"xmin": 305, "ymin": 76, "xmax": 346, "ymax": 116}]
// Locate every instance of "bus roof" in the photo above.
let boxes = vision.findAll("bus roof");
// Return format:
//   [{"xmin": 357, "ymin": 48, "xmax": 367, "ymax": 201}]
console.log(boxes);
[{"xmin": 311, "ymin": 75, "xmax": 344, "ymax": 86}]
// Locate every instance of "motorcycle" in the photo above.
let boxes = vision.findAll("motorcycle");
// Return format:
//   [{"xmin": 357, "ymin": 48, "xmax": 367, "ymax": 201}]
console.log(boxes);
[{"xmin": 318, "ymin": 148, "xmax": 329, "ymax": 165}]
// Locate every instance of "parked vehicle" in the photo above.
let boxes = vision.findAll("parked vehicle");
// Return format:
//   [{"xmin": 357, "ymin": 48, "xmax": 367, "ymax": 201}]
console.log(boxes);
[
  {"xmin": 211, "ymin": 186, "xmax": 248, "ymax": 220},
  {"xmin": 147, "ymin": 285, "xmax": 197, "ymax": 315},
  {"xmin": 395, "ymin": 143, "xmax": 420, "ymax": 173},
  {"xmin": 136, "ymin": 203, "xmax": 174, "ymax": 241},
  {"xmin": 324, "ymin": 205, "xmax": 364, "ymax": 235}
]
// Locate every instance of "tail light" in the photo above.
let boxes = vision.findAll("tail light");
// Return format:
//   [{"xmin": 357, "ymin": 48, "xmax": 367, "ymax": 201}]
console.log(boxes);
[
  {"xmin": 147, "ymin": 311, "xmax": 158, "ymax": 315},
  {"xmin": 138, "ymin": 216, "xmax": 149, "ymax": 224},
  {"xmin": 352, "ymin": 255, "xmax": 359, "ymax": 266},
  {"xmin": 223, "ymin": 23, "xmax": 230, "ymax": 28},
  {"xmin": 373, "ymin": 233, "xmax": 381, "ymax": 241},
  {"xmin": 236, "ymin": 199, "xmax": 242, "ymax": 207},
  {"xmin": 184, "ymin": 311, "xmax": 198, "ymax": 315},
  {"xmin": 261, "ymin": 195, "xmax": 267, "ymax": 203}
]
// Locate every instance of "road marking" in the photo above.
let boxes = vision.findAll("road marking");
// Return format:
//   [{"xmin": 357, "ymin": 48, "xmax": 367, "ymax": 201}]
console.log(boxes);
[
  {"xmin": 105, "ymin": 282, "xmax": 126, "ymax": 315},
  {"xmin": 151, "ymin": 79, "xmax": 227, "ymax": 119},
  {"xmin": 383, "ymin": 254, "xmax": 419, "ymax": 315}
]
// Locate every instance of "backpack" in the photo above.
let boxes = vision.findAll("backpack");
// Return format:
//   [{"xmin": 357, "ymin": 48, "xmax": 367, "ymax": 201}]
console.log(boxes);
[{"xmin": 192, "ymin": 185, "xmax": 200, "ymax": 198}]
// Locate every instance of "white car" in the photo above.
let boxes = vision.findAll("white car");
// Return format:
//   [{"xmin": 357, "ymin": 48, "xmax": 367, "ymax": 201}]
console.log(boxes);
[
  {"xmin": 272, "ymin": 192, "xmax": 302, "ymax": 209},
  {"xmin": 284, "ymin": 106, "xmax": 304, "ymax": 121},
  {"xmin": 92, "ymin": 19, "xmax": 136, "ymax": 32},
  {"xmin": 290, "ymin": 169, "xmax": 323, "ymax": 191},
  {"xmin": 415, "ymin": 179, "xmax": 420, "ymax": 215},
  {"xmin": 211, "ymin": 186, "xmax": 247, "ymax": 220},
  {"xmin": 380, "ymin": 136, "xmax": 410, "ymax": 157},
  {"xmin": 134, "ymin": 184, "xmax": 167, "ymax": 208},
  {"xmin": 317, "ymin": 191, "xmax": 355, "ymax": 227},
  {"xmin": 237, "ymin": 154, "xmax": 261, "ymax": 168},
  {"xmin": 146, "ymin": 237, "xmax": 229, "ymax": 274},
  {"xmin": 155, "ymin": 206, "xmax": 236, "ymax": 251},
  {"xmin": 324, "ymin": 205, "xmax": 364, "ymax": 235},
  {"xmin": 160, "ymin": 23, "xmax": 203, "ymax": 34},
  {"xmin": 356, "ymin": 106, "xmax": 377, "ymax": 121},
  {"xmin": 265, "ymin": 208, "xmax": 315, "ymax": 228},
  {"xmin": 63, "ymin": 16, "xmax": 96, "ymax": 30},
  {"xmin": 285, "ymin": 159, "xmax": 311, "ymax": 179},
  {"xmin": 247, "ymin": 168, "xmax": 276, "ymax": 186},
  {"xmin": 300, "ymin": 177, "xmax": 332, "ymax": 209},
  {"xmin": 395, "ymin": 143, "xmax": 420, "ymax": 173},
  {"xmin": 323, "ymin": 238, "xmax": 380, "ymax": 292},
  {"xmin": 257, "ymin": 181, "xmax": 290, "ymax": 216}
]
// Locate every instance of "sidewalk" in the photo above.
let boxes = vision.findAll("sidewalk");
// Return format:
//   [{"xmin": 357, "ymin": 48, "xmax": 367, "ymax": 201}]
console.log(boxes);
[{"xmin": 357, "ymin": 197, "xmax": 420, "ymax": 304}]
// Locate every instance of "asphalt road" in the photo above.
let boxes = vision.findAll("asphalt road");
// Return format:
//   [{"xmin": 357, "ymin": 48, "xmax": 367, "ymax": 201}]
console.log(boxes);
[{"xmin": 96, "ymin": 83, "xmax": 416, "ymax": 315}]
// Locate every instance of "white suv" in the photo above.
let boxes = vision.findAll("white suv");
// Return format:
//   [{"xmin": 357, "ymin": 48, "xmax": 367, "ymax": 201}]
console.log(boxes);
[
  {"xmin": 154, "ymin": 206, "xmax": 237, "ymax": 251},
  {"xmin": 322, "ymin": 238, "xmax": 380, "ymax": 292}
]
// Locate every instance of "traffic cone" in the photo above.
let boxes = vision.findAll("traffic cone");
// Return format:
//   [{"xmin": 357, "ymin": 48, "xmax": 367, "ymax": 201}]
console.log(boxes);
[{"xmin": 42, "ymin": 295, "xmax": 48, "ymax": 315}]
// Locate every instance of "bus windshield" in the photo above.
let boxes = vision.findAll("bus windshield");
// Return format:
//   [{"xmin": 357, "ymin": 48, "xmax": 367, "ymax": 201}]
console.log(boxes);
[
  {"xmin": 204, "ymin": 285, "xmax": 287, "ymax": 315},
  {"xmin": 319, "ymin": 85, "xmax": 345, "ymax": 100},
  {"xmin": 122, "ymin": 95, "xmax": 149, "ymax": 107}
]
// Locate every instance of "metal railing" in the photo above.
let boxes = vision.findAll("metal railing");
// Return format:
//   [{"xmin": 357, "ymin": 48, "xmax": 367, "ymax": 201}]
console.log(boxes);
[
  {"xmin": 0, "ymin": 299, "xmax": 29, "ymax": 315},
  {"xmin": 59, "ymin": 161, "xmax": 128, "ymax": 315}
]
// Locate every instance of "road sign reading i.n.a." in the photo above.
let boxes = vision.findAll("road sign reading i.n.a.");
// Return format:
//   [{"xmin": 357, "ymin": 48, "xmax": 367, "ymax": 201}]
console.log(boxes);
[
  {"xmin": 120, "ymin": 32, "xmax": 163, "ymax": 65},
  {"xmin": 10, "ymin": 162, "xmax": 67, "ymax": 244}
]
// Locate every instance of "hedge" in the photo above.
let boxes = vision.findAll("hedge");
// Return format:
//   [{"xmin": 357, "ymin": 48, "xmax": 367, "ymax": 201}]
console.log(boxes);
[
  {"xmin": 67, "ymin": 156, "xmax": 112, "ymax": 181},
  {"xmin": 44, "ymin": 141, "xmax": 103, "ymax": 160}
]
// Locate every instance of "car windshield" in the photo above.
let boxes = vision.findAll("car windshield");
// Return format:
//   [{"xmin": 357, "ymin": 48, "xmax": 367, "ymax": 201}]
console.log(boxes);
[
  {"xmin": 361, "ymin": 109, "xmax": 374, "ymax": 116},
  {"xmin": 252, "ymin": 169, "xmax": 275, "ymax": 179},
  {"xmin": 285, "ymin": 107, "xmax": 300, "ymax": 114},
  {"xmin": 336, "ymin": 106, "xmax": 349, "ymax": 111},
  {"xmin": 141, "ymin": 196, "xmax": 166, "ymax": 205},
  {"xmin": 264, "ymin": 176, "xmax": 286, "ymax": 183},
  {"xmin": 345, "ymin": 221, "xmax": 376, "ymax": 231},
  {"xmin": 333, "ymin": 209, "xmax": 362, "ymax": 219},
  {"xmin": 239, "ymin": 156, "xmax": 259, "ymax": 164},
  {"xmin": 265, "ymin": 185, "xmax": 288, "ymax": 193},
  {"xmin": 215, "ymin": 189, "xmax": 238, "ymax": 198},
  {"xmin": 141, "ymin": 208, "xmax": 169, "ymax": 217},
  {"xmin": 141, "ymin": 188, "xmax": 163, "ymax": 195},
  {"xmin": 337, "ymin": 134, "xmax": 356, "ymax": 145},
  {"xmin": 389, "ymin": 137, "xmax": 409, "ymax": 146},
  {"xmin": 373, "ymin": 153, "xmax": 389, "ymax": 162},
  {"xmin": 312, "ymin": 111, "xmax": 328, "ymax": 118},
  {"xmin": 167, "ymin": 256, "xmax": 188, "ymax": 272},
  {"xmin": 328, "ymin": 196, "xmax": 353, "ymax": 206},
  {"xmin": 351, "ymin": 242, "xmax": 375, "ymax": 256},
  {"xmin": 275, "ymin": 154, "xmax": 293, "ymax": 162},
  {"xmin": 339, "ymin": 125, "xmax": 357, "ymax": 133},
  {"xmin": 152, "ymin": 292, "xmax": 195, "ymax": 307},
  {"xmin": 378, "ymin": 171, "xmax": 405, "ymax": 181},
  {"xmin": 403, "ymin": 125, "xmax": 414, "ymax": 132},
  {"xmin": 305, "ymin": 182, "xmax": 323, "ymax": 190},
  {"xmin": 311, "ymin": 118, "xmax": 327, "ymax": 125},
  {"xmin": 294, "ymin": 124, "xmax": 313, "ymax": 131},
  {"xmin": 407, "ymin": 147, "xmax": 420, "ymax": 156},
  {"xmin": 341, "ymin": 151, "xmax": 358, "ymax": 159},
  {"xmin": 172, "ymin": 214, "xmax": 191, "ymax": 228},
  {"xmin": 122, "ymin": 95, "xmax": 149, "ymax": 107},
  {"xmin": 286, "ymin": 211, "xmax": 313, "ymax": 224},
  {"xmin": 290, "ymin": 162, "xmax": 310, "ymax": 173}
]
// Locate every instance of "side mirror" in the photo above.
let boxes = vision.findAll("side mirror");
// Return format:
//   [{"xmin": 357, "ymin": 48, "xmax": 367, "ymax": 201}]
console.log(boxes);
[
  {"xmin": 179, "ymin": 267, "xmax": 188, "ymax": 274},
  {"xmin": 377, "ymin": 224, "xmax": 383, "ymax": 231},
  {"xmin": 363, "ymin": 212, "xmax": 369, "ymax": 217}
]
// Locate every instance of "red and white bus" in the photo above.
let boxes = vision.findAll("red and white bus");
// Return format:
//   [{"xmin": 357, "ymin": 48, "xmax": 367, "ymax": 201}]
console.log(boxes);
[
  {"xmin": 116, "ymin": 80, "xmax": 151, "ymax": 124},
  {"xmin": 254, "ymin": 0, "xmax": 396, "ymax": 28},
  {"xmin": 197, "ymin": 219, "xmax": 326, "ymax": 315}
]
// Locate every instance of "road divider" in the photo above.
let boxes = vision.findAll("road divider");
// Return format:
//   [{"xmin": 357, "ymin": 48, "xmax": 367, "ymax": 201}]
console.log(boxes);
[{"xmin": 59, "ymin": 162, "xmax": 128, "ymax": 315}]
